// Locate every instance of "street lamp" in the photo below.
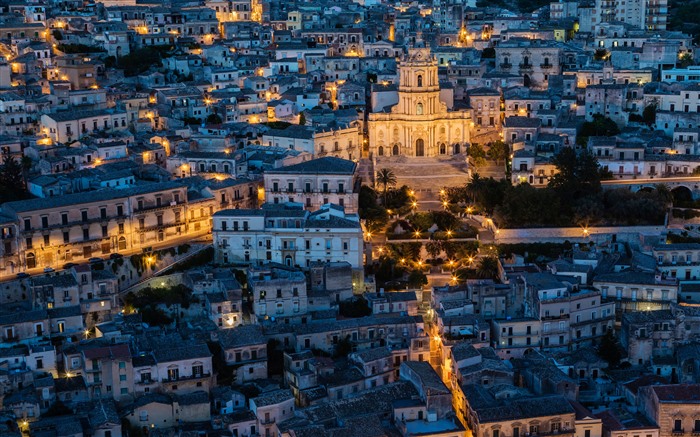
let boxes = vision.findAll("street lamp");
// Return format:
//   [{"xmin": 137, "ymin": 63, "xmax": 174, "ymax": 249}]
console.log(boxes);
[
  {"xmin": 412, "ymin": 201, "xmax": 418, "ymax": 209},
  {"xmin": 414, "ymin": 230, "xmax": 422, "ymax": 238},
  {"xmin": 446, "ymin": 230, "xmax": 453, "ymax": 238}
]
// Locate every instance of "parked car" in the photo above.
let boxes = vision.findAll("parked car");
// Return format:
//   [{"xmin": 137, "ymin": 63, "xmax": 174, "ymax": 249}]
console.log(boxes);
[
  {"xmin": 63, "ymin": 263, "xmax": 77, "ymax": 270},
  {"xmin": 16, "ymin": 272, "xmax": 30, "ymax": 279},
  {"xmin": 43, "ymin": 267, "xmax": 55, "ymax": 273},
  {"xmin": 109, "ymin": 253, "xmax": 123, "ymax": 259},
  {"xmin": 88, "ymin": 257, "xmax": 103, "ymax": 264}
]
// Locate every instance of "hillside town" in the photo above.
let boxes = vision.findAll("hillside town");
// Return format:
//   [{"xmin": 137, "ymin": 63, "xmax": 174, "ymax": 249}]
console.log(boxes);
[{"xmin": 0, "ymin": 0, "xmax": 700, "ymax": 435}]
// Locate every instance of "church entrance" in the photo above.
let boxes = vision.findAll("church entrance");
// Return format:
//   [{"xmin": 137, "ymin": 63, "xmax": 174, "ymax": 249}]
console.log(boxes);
[
  {"xmin": 392, "ymin": 144, "xmax": 399, "ymax": 155},
  {"xmin": 415, "ymin": 139, "xmax": 425, "ymax": 157}
]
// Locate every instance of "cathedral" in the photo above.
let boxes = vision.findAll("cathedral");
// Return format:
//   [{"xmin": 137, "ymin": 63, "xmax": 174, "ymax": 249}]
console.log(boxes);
[{"xmin": 367, "ymin": 46, "xmax": 473, "ymax": 158}]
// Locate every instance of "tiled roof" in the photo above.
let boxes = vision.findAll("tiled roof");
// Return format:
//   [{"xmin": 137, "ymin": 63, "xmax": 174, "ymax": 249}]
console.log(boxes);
[
  {"xmin": 253, "ymin": 389, "xmax": 293, "ymax": 407},
  {"xmin": 1, "ymin": 180, "xmax": 185, "ymax": 213},
  {"xmin": 266, "ymin": 156, "xmax": 357, "ymax": 175},
  {"xmin": 219, "ymin": 324, "xmax": 265, "ymax": 348}
]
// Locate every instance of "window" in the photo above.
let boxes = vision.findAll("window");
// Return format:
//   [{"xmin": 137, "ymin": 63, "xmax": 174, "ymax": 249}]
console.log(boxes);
[
  {"xmin": 192, "ymin": 365, "xmax": 203, "ymax": 377},
  {"xmin": 674, "ymin": 420, "xmax": 682, "ymax": 432},
  {"xmin": 167, "ymin": 368, "xmax": 179, "ymax": 381}
]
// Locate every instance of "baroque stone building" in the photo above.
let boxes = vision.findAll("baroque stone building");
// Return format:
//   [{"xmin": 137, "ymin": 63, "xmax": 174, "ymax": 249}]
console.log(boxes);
[{"xmin": 367, "ymin": 46, "xmax": 472, "ymax": 158}]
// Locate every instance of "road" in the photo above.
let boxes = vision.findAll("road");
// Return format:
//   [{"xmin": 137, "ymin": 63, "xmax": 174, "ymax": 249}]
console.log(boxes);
[
  {"xmin": 2, "ymin": 232, "xmax": 212, "ymax": 283},
  {"xmin": 601, "ymin": 175, "xmax": 700, "ymax": 186}
]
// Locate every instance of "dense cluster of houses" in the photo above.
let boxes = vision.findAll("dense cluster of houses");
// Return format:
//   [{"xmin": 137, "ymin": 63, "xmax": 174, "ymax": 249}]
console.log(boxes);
[{"xmin": 0, "ymin": 0, "xmax": 698, "ymax": 434}]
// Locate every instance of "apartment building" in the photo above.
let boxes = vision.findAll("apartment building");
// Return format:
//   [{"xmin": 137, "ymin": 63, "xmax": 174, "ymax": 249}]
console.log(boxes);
[
  {"xmin": 639, "ymin": 384, "xmax": 700, "ymax": 437},
  {"xmin": 218, "ymin": 325, "xmax": 268, "ymax": 383},
  {"xmin": 492, "ymin": 317, "xmax": 540, "ymax": 358},
  {"xmin": 212, "ymin": 202, "xmax": 363, "ymax": 269},
  {"xmin": 463, "ymin": 385, "xmax": 577, "ymax": 437},
  {"xmin": 262, "ymin": 156, "xmax": 359, "ymax": 213},
  {"xmin": 293, "ymin": 315, "xmax": 425, "ymax": 355},
  {"xmin": 652, "ymin": 243, "xmax": 700, "ymax": 281},
  {"xmin": 594, "ymin": 0, "xmax": 668, "ymax": 31},
  {"xmin": 495, "ymin": 39, "xmax": 562, "ymax": 88},
  {"xmin": 248, "ymin": 264, "xmax": 308, "ymax": 322},
  {"xmin": 593, "ymin": 270, "xmax": 679, "ymax": 313},
  {"xmin": 40, "ymin": 109, "xmax": 129, "ymax": 144},
  {"xmin": 0, "ymin": 178, "xmax": 257, "ymax": 276}
]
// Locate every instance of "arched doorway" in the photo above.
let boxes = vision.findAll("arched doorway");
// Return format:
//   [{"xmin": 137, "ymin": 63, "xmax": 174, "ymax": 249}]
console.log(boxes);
[
  {"xmin": 672, "ymin": 186, "xmax": 693, "ymax": 206},
  {"xmin": 523, "ymin": 74, "xmax": 531, "ymax": 87},
  {"xmin": 378, "ymin": 146, "xmax": 384, "ymax": 156},
  {"xmin": 26, "ymin": 253, "xmax": 36, "ymax": 269},
  {"xmin": 118, "ymin": 237, "xmax": 127, "ymax": 250},
  {"xmin": 284, "ymin": 255, "xmax": 293, "ymax": 267},
  {"xmin": 415, "ymin": 139, "xmax": 424, "ymax": 157},
  {"xmin": 392, "ymin": 144, "xmax": 399, "ymax": 156},
  {"xmin": 454, "ymin": 144, "xmax": 461, "ymax": 154},
  {"xmin": 439, "ymin": 143, "xmax": 446, "ymax": 154}
]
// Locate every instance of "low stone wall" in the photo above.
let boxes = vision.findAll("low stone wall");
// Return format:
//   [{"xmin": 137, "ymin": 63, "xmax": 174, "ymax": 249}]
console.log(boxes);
[
  {"xmin": 496, "ymin": 225, "xmax": 666, "ymax": 244},
  {"xmin": 126, "ymin": 272, "xmax": 187, "ymax": 294}
]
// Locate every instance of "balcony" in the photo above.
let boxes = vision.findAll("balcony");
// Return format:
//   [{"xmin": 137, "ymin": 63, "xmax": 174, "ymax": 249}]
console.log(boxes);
[
  {"xmin": 540, "ymin": 63, "xmax": 553, "ymax": 69},
  {"xmin": 570, "ymin": 315, "xmax": 615, "ymax": 327},
  {"xmin": 531, "ymin": 429, "xmax": 576, "ymax": 437},
  {"xmin": 3, "ymin": 335, "xmax": 18, "ymax": 342},
  {"xmin": 519, "ymin": 63, "xmax": 533, "ymax": 72},
  {"xmin": 672, "ymin": 430, "xmax": 685, "ymax": 436},
  {"xmin": 505, "ymin": 330, "xmax": 538, "ymax": 337},
  {"xmin": 500, "ymin": 63, "xmax": 512, "ymax": 69},
  {"xmin": 161, "ymin": 372, "xmax": 211, "ymax": 383},
  {"xmin": 135, "ymin": 201, "xmax": 183, "ymax": 214},
  {"xmin": 260, "ymin": 417, "xmax": 276, "ymax": 425},
  {"xmin": 541, "ymin": 313, "xmax": 570, "ymax": 320}
]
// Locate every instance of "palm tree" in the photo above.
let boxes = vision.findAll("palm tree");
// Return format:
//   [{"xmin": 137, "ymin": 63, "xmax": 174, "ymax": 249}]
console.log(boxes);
[
  {"xmin": 376, "ymin": 168, "xmax": 397, "ymax": 206},
  {"xmin": 654, "ymin": 184, "xmax": 673, "ymax": 206},
  {"xmin": 476, "ymin": 256, "xmax": 500, "ymax": 280}
]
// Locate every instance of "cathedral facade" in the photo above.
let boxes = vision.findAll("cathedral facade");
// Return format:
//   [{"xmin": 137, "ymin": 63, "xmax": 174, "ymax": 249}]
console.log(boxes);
[{"xmin": 368, "ymin": 47, "xmax": 472, "ymax": 158}]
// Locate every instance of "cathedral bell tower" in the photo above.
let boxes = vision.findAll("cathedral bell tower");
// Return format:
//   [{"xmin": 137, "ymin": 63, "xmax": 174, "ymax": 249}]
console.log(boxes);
[{"xmin": 394, "ymin": 48, "xmax": 442, "ymax": 117}]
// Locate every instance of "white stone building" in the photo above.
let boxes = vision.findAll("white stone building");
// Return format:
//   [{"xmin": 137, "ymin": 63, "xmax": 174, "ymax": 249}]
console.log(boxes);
[
  {"xmin": 263, "ymin": 156, "xmax": 359, "ymax": 213},
  {"xmin": 213, "ymin": 203, "xmax": 363, "ymax": 268}
]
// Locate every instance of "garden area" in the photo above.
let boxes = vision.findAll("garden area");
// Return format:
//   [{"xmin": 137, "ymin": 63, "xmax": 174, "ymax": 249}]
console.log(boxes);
[
  {"xmin": 123, "ymin": 284, "xmax": 198, "ymax": 327},
  {"xmin": 446, "ymin": 147, "xmax": 671, "ymax": 228}
]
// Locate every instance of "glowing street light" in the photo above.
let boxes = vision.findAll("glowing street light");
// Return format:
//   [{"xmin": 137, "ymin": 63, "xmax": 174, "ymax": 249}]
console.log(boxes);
[
  {"xmin": 446, "ymin": 230, "xmax": 453, "ymax": 238},
  {"xmin": 412, "ymin": 201, "xmax": 418, "ymax": 208},
  {"xmin": 414, "ymin": 230, "xmax": 422, "ymax": 238}
]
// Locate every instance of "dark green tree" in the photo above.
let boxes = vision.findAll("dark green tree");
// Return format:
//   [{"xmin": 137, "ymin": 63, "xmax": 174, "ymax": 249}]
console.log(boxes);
[
  {"xmin": 476, "ymin": 256, "xmax": 500, "ymax": 280},
  {"xmin": 299, "ymin": 112, "xmax": 306, "ymax": 125},
  {"xmin": 206, "ymin": 113, "xmax": 222, "ymax": 124},
  {"xmin": 425, "ymin": 241, "xmax": 442, "ymax": 259},
  {"xmin": 487, "ymin": 140, "xmax": 510, "ymax": 163},
  {"xmin": 598, "ymin": 329, "xmax": 621, "ymax": 368},
  {"xmin": 0, "ymin": 150, "xmax": 28, "ymax": 203},
  {"xmin": 407, "ymin": 270, "xmax": 428, "ymax": 288},
  {"xmin": 642, "ymin": 104, "xmax": 657, "ymax": 128},
  {"xmin": 469, "ymin": 143, "xmax": 487, "ymax": 167},
  {"xmin": 549, "ymin": 148, "xmax": 602, "ymax": 199},
  {"xmin": 376, "ymin": 168, "xmax": 397, "ymax": 206}
]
